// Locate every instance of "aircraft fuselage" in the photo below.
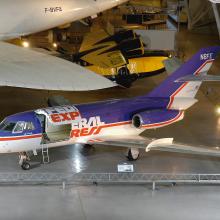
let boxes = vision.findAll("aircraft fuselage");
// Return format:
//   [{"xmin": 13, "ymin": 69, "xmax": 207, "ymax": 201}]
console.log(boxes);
[
  {"xmin": 0, "ymin": 96, "xmax": 184, "ymax": 153},
  {"xmin": 0, "ymin": 0, "xmax": 127, "ymax": 40}
]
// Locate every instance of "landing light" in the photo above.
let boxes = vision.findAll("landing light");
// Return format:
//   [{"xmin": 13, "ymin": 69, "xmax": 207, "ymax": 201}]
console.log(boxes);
[{"xmin": 22, "ymin": 41, "xmax": 29, "ymax": 48}]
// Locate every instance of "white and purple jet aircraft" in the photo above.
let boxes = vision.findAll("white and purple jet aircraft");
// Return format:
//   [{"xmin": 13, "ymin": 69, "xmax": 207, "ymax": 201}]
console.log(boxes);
[{"xmin": 0, "ymin": 46, "xmax": 220, "ymax": 170}]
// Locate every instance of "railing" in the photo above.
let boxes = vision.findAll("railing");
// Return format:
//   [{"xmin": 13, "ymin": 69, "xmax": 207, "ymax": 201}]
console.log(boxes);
[{"xmin": 1, "ymin": 173, "xmax": 220, "ymax": 188}]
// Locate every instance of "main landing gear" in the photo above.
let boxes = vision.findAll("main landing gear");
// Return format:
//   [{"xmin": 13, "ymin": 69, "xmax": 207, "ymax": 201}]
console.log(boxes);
[
  {"xmin": 19, "ymin": 152, "xmax": 31, "ymax": 170},
  {"xmin": 126, "ymin": 148, "xmax": 140, "ymax": 161},
  {"xmin": 18, "ymin": 146, "xmax": 50, "ymax": 170}
]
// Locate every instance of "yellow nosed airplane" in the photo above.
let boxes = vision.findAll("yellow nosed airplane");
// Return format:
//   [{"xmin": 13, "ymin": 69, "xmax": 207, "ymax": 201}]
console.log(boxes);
[{"xmin": 73, "ymin": 29, "xmax": 169, "ymax": 87}]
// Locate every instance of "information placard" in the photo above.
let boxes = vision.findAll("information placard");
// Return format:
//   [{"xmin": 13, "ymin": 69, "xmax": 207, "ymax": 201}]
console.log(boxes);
[{"xmin": 117, "ymin": 164, "xmax": 134, "ymax": 173}]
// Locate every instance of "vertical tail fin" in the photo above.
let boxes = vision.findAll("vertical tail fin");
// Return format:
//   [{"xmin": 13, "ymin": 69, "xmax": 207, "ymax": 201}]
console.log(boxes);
[{"xmin": 147, "ymin": 46, "xmax": 220, "ymax": 108}]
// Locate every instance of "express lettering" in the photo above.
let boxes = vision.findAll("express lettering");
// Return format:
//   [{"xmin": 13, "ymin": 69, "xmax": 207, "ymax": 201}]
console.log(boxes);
[
  {"xmin": 51, "ymin": 112, "xmax": 80, "ymax": 123},
  {"xmin": 45, "ymin": 7, "xmax": 62, "ymax": 13},
  {"xmin": 71, "ymin": 116, "xmax": 105, "ymax": 137},
  {"xmin": 71, "ymin": 127, "xmax": 102, "ymax": 137}
]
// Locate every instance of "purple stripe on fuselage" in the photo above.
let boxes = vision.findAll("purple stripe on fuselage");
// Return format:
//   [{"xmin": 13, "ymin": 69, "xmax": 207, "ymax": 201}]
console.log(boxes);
[
  {"xmin": 3, "ymin": 97, "xmax": 170, "ymax": 135},
  {"xmin": 76, "ymin": 97, "xmax": 169, "ymax": 124}
]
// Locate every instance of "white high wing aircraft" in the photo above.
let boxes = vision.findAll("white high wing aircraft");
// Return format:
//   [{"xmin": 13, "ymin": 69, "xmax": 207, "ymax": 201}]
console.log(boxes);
[{"xmin": 0, "ymin": 0, "xmax": 128, "ymax": 91}]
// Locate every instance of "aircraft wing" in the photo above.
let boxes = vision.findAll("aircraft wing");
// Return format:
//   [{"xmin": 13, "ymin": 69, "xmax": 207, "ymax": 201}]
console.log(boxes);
[
  {"xmin": 151, "ymin": 143, "xmax": 220, "ymax": 157},
  {"xmin": 0, "ymin": 42, "xmax": 116, "ymax": 91},
  {"xmin": 87, "ymin": 135, "xmax": 160, "ymax": 148},
  {"xmin": 87, "ymin": 136, "xmax": 220, "ymax": 157}
]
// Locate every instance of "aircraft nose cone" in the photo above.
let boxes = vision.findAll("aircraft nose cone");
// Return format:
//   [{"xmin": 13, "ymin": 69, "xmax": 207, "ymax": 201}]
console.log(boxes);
[{"xmin": 0, "ymin": 141, "xmax": 7, "ymax": 153}]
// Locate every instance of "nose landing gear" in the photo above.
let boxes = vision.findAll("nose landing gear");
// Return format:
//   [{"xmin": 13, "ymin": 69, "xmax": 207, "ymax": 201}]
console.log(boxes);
[
  {"xmin": 126, "ymin": 148, "xmax": 140, "ymax": 161},
  {"xmin": 19, "ymin": 152, "xmax": 31, "ymax": 170}
]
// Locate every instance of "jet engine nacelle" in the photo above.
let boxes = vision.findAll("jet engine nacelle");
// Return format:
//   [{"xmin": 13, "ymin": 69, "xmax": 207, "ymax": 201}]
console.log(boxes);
[{"xmin": 132, "ymin": 109, "xmax": 183, "ymax": 129}]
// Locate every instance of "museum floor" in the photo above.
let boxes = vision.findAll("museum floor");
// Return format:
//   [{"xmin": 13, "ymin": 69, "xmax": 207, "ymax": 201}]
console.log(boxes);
[{"xmin": 0, "ymin": 185, "xmax": 220, "ymax": 220}]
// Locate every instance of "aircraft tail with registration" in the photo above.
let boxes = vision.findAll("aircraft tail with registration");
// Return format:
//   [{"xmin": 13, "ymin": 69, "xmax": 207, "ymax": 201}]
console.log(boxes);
[{"xmin": 147, "ymin": 46, "xmax": 220, "ymax": 109}]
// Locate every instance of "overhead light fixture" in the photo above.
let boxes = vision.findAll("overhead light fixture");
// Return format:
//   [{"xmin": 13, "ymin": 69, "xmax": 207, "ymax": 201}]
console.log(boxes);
[
  {"xmin": 53, "ymin": 42, "xmax": 58, "ymax": 48},
  {"xmin": 216, "ymin": 106, "xmax": 220, "ymax": 115},
  {"xmin": 22, "ymin": 41, "xmax": 29, "ymax": 48}
]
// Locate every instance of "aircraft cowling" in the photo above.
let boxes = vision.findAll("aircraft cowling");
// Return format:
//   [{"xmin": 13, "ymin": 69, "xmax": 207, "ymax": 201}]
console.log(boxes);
[{"xmin": 132, "ymin": 109, "xmax": 184, "ymax": 129}]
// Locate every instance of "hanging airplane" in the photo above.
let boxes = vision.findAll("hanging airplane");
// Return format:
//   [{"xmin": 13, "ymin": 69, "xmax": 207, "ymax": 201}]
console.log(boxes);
[
  {"xmin": 72, "ymin": 29, "xmax": 169, "ymax": 88},
  {"xmin": 0, "ymin": 0, "xmax": 129, "ymax": 91},
  {"xmin": 0, "ymin": 46, "xmax": 220, "ymax": 170},
  {"xmin": 209, "ymin": 0, "xmax": 220, "ymax": 3}
]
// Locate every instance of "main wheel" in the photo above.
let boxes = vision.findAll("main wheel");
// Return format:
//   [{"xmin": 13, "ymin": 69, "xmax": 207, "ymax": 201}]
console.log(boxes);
[
  {"xmin": 126, "ymin": 148, "xmax": 140, "ymax": 161},
  {"xmin": 21, "ymin": 162, "xmax": 31, "ymax": 170}
]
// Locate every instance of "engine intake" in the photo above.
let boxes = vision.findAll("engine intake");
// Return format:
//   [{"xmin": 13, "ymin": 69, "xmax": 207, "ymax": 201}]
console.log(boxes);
[{"xmin": 132, "ymin": 109, "xmax": 183, "ymax": 129}]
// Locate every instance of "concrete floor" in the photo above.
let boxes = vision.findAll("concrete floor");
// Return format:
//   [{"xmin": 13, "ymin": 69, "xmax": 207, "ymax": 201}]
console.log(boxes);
[
  {"xmin": 0, "ymin": 28, "xmax": 220, "ymax": 219},
  {"xmin": 1, "ymin": 185, "xmax": 220, "ymax": 220}
]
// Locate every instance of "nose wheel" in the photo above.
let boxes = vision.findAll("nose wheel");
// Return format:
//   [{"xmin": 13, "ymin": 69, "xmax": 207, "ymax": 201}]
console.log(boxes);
[
  {"xmin": 126, "ymin": 148, "xmax": 140, "ymax": 161},
  {"xmin": 19, "ymin": 152, "xmax": 31, "ymax": 170}
]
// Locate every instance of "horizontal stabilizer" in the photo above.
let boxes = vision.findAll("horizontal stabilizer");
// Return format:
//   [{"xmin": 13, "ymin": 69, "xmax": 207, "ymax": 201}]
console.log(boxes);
[
  {"xmin": 0, "ymin": 42, "xmax": 116, "ymax": 91},
  {"xmin": 176, "ymin": 74, "xmax": 220, "ymax": 82}
]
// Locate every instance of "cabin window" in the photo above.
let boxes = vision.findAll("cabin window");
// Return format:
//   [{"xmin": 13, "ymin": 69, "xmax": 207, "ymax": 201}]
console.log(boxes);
[
  {"xmin": 25, "ymin": 122, "xmax": 35, "ymax": 131},
  {"xmin": 13, "ymin": 121, "xmax": 26, "ymax": 133}
]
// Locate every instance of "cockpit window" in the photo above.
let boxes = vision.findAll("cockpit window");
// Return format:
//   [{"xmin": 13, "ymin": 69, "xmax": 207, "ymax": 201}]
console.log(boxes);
[
  {"xmin": 0, "ymin": 121, "xmax": 6, "ymax": 130},
  {"xmin": 0, "ymin": 120, "xmax": 16, "ymax": 132},
  {"xmin": 0, "ymin": 120, "xmax": 36, "ymax": 134},
  {"xmin": 13, "ymin": 122, "xmax": 26, "ymax": 133},
  {"xmin": 13, "ymin": 121, "xmax": 35, "ymax": 133}
]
